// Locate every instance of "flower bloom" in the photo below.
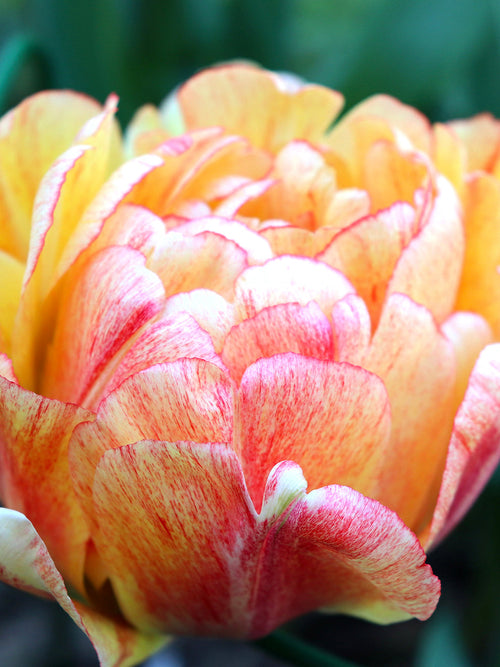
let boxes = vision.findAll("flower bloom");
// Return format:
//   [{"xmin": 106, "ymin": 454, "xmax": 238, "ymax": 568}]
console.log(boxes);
[{"xmin": 0, "ymin": 64, "xmax": 499, "ymax": 666}]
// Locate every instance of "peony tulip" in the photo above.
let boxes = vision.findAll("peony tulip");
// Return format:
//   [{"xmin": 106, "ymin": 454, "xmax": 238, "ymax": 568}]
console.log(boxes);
[{"xmin": 0, "ymin": 63, "xmax": 499, "ymax": 666}]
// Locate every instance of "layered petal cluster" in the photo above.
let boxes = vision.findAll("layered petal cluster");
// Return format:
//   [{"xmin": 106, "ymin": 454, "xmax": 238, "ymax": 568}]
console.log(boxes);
[{"xmin": 0, "ymin": 64, "xmax": 499, "ymax": 666}]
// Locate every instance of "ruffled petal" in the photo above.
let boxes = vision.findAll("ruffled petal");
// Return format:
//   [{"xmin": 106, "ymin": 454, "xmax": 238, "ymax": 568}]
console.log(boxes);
[{"xmin": 89, "ymin": 442, "xmax": 439, "ymax": 638}]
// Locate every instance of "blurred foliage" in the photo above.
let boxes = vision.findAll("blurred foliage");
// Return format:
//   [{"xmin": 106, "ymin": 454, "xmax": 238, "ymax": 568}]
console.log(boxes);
[
  {"xmin": 0, "ymin": 1, "xmax": 500, "ymax": 665},
  {"xmin": 1, "ymin": 0, "xmax": 500, "ymax": 124}
]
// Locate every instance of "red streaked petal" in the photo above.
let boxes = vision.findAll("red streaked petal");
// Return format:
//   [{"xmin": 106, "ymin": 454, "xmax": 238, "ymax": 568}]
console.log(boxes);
[
  {"xmin": 41, "ymin": 246, "xmax": 165, "ymax": 408},
  {"xmin": 0, "ymin": 509, "xmax": 166, "ymax": 667},
  {"xmin": 236, "ymin": 353, "xmax": 391, "ymax": 511},
  {"xmin": 103, "ymin": 310, "xmax": 223, "ymax": 396},
  {"xmin": 331, "ymin": 294, "xmax": 372, "ymax": 364},
  {"xmin": 0, "ymin": 379, "xmax": 93, "ymax": 590},
  {"xmin": 222, "ymin": 302, "xmax": 334, "ymax": 382},
  {"xmin": 89, "ymin": 442, "xmax": 439, "ymax": 638},
  {"xmin": 69, "ymin": 359, "xmax": 234, "ymax": 523},
  {"xmin": 424, "ymin": 344, "xmax": 500, "ymax": 549}
]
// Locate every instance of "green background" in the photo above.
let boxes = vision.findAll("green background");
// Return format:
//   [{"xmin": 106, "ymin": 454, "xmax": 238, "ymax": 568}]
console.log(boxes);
[{"xmin": 1, "ymin": 1, "xmax": 500, "ymax": 666}]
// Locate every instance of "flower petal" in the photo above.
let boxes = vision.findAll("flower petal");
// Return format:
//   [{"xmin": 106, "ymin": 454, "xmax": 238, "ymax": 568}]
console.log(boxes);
[
  {"xmin": 388, "ymin": 175, "xmax": 464, "ymax": 323},
  {"xmin": 362, "ymin": 294, "xmax": 456, "ymax": 533},
  {"xmin": 318, "ymin": 201, "xmax": 418, "ymax": 324},
  {"xmin": 236, "ymin": 353, "xmax": 392, "ymax": 510},
  {"xmin": 0, "ymin": 91, "xmax": 103, "ymax": 260},
  {"xmin": 0, "ymin": 249, "xmax": 24, "ymax": 356},
  {"xmin": 174, "ymin": 63, "xmax": 343, "ymax": 153},
  {"xmin": 222, "ymin": 302, "xmax": 334, "ymax": 382},
  {"xmin": 41, "ymin": 246, "xmax": 165, "ymax": 408},
  {"xmin": 89, "ymin": 442, "xmax": 439, "ymax": 638},
  {"xmin": 456, "ymin": 172, "xmax": 500, "ymax": 338},
  {"xmin": 164, "ymin": 289, "xmax": 235, "ymax": 352},
  {"xmin": 0, "ymin": 509, "xmax": 165, "ymax": 667},
  {"xmin": 0, "ymin": 379, "xmax": 93, "ymax": 589},
  {"xmin": 69, "ymin": 359, "xmax": 234, "ymax": 524},
  {"xmin": 234, "ymin": 256, "xmax": 354, "ymax": 321},
  {"xmin": 424, "ymin": 344, "xmax": 500, "ymax": 549}
]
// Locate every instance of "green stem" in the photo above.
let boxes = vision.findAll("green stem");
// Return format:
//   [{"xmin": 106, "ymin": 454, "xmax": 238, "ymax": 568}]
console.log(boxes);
[
  {"xmin": 0, "ymin": 34, "xmax": 51, "ymax": 112},
  {"xmin": 254, "ymin": 629, "xmax": 362, "ymax": 667}
]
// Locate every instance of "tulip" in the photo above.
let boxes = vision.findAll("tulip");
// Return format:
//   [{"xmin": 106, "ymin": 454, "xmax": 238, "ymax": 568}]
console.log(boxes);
[{"xmin": 0, "ymin": 64, "xmax": 499, "ymax": 667}]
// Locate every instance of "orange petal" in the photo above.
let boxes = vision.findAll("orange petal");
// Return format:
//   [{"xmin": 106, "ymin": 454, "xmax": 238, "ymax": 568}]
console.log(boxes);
[
  {"xmin": 318, "ymin": 201, "xmax": 418, "ymax": 324},
  {"xmin": 456, "ymin": 172, "xmax": 500, "ymax": 338},
  {"xmin": 236, "ymin": 353, "xmax": 391, "ymax": 510},
  {"xmin": 0, "ymin": 379, "xmax": 93, "ymax": 589},
  {"xmin": 448, "ymin": 114, "xmax": 500, "ymax": 172},
  {"xmin": 362, "ymin": 294, "xmax": 456, "ymax": 533},
  {"xmin": 0, "ymin": 509, "xmax": 165, "ymax": 667},
  {"xmin": 424, "ymin": 344, "xmax": 500, "ymax": 549},
  {"xmin": 174, "ymin": 63, "xmax": 343, "ymax": 153},
  {"xmin": 89, "ymin": 442, "xmax": 438, "ymax": 637},
  {"xmin": 388, "ymin": 175, "xmax": 464, "ymax": 323}
]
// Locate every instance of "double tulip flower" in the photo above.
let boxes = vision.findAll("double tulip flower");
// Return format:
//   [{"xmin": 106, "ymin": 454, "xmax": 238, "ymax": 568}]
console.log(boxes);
[{"xmin": 0, "ymin": 64, "xmax": 499, "ymax": 666}]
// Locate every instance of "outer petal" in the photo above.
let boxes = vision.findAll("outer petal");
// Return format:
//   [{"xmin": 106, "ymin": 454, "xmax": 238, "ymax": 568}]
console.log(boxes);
[
  {"xmin": 0, "ymin": 250, "xmax": 24, "ymax": 356},
  {"xmin": 89, "ymin": 442, "xmax": 439, "ymax": 639},
  {"xmin": 69, "ymin": 359, "xmax": 234, "ymax": 524},
  {"xmin": 0, "ymin": 378, "xmax": 93, "ymax": 590},
  {"xmin": 236, "ymin": 353, "xmax": 392, "ymax": 510},
  {"xmin": 0, "ymin": 509, "xmax": 165, "ymax": 667},
  {"xmin": 0, "ymin": 91, "xmax": 103, "ymax": 260},
  {"xmin": 174, "ymin": 63, "xmax": 343, "ymax": 153},
  {"xmin": 424, "ymin": 344, "xmax": 500, "ymax": 549},
  {"xmin": 41, "ymin": 246, "xmax": 165, "ymax": 408}
]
